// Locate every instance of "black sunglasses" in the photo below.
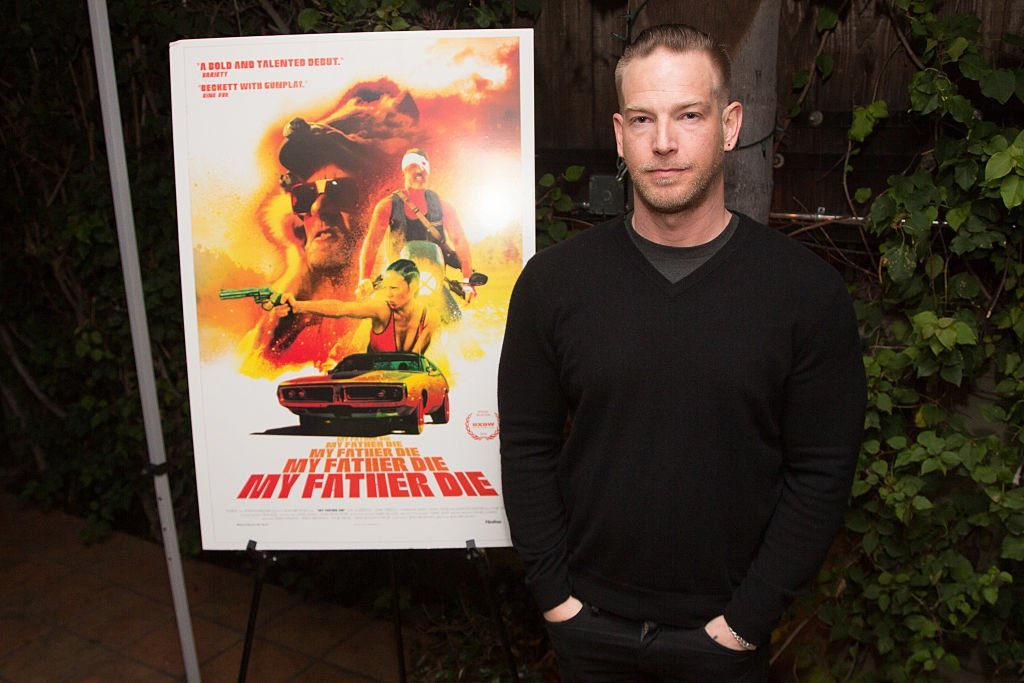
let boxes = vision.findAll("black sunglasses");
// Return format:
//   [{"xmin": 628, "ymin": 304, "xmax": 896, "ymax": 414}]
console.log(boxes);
[{"xmin": 289, "ymin": 177, "xmax": 358, "ymax": 216}]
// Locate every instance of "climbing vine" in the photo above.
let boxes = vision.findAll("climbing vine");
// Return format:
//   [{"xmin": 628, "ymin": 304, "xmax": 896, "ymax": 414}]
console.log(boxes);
[
  {"xmin": 776, "ymin": 1, "xmax": 1024, "ymax": 680},
  {"xmin": 296, "ymin": 0, "xmax": 540, "ymax": 32}
]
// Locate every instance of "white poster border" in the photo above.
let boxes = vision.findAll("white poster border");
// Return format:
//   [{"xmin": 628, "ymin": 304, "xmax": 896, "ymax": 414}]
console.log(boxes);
[{"xmin": 170, "ymin": 28, "xmax": 534, "ymax": 551}]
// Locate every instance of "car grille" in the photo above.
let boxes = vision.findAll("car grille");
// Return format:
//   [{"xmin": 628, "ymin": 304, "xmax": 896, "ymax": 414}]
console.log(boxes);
[{"xmin": 344, "ymin": 385, "xmax": 403, "ymax": 401}]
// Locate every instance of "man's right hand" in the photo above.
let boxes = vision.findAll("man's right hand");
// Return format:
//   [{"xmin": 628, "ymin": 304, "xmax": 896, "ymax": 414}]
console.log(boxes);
[
  {"xmin": 277, "ymin": 292, "xmax": 298, "ymax": 315},
  {"xmin": 543, "ymin": 595, "xmax": 584, "ymax": 623}
]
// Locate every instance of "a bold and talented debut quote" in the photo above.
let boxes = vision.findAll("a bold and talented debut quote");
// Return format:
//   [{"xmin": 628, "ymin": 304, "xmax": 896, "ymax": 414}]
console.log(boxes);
[
  {"xmin": 237, "ymin": 438, "xmax": 498, "ymax": 499},
  {"xmin": 196, "ymin": 56, "xmax": 343, "ymax": 99}
]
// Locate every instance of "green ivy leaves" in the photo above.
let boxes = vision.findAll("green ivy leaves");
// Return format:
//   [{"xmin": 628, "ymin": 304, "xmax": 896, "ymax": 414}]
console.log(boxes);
[
  {"xmin": 984, "ymin": 131, "xmax": 1024, "ymax": 208},
  {"xmin": 911, "ymin": 311, "xmax": 977, "ymax": 350},
  {"xmin": 536, "ymin": 165, "xmax": 588, "ymax": 248},
  {"xmin": 825, "ymin": 1, "xmax": 1024, "ymax": 679},
  {"xmin": 298, "ymin": 0, "xmax": 540, "ymax": 32},
  {"xmin": 816, "ymin": 6, "xmax": 839, "ymax": 32},
  {"xmin": 850, "ymin": 100, "xmax": 889, "ymax": 142},
  {"xmin": 979, "ymin": 69, "xmax": 1017, "ymax": 104}
]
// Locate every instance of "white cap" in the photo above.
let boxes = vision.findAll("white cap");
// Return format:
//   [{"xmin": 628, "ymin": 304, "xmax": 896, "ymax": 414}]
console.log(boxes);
[{"xmin": 401, "ymin": 151, "xmax": 430, "ymax": 174}]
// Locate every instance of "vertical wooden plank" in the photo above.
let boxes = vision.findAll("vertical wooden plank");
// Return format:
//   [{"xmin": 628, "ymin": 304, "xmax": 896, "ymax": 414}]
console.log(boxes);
[
  {"xmin": 533, "ymin": 0, "xmax": 594, "ymax": 148},
  {"xmin": 725, "ymin": 0, "xmax": 782, "ymax": 223},
  {"xmin": 531, "ymin": 0, "xmax": 1019, "ymax": 213},
  {"xmin": 590, "ymin": 3, "xmax": 629, "ymax": 149},
  {"xmin": 959, "ymin": 0, "xmax": 1024, "ymax": 59},
  {"xmin": 597, "ymin": 1, "xmax": 780, "ymax": 219}
]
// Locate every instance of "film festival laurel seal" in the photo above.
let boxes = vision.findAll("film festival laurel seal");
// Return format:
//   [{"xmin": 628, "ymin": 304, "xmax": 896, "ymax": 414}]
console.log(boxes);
[{"xmin": 464, "ymin": 410, "xmax": 499, "ymax": 441}]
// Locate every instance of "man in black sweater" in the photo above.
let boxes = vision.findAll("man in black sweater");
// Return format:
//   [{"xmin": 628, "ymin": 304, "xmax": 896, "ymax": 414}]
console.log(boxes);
[{"xmin": 498, "ymin": 24, "xmax": 866, "ymax": 682}]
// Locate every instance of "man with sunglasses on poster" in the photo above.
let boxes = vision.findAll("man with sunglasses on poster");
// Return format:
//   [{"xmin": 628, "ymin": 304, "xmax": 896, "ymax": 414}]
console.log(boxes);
[
  {"xmin": 357, "ymin": 149, "xmax": 477, "ymax": 305},
  {"xmin": 498, "ymin": 24, "xmax": 865, "ymax": 681},
  {"xmin": 286, "ymin": 173, "xmax": 361, "ymax": 277},
  {"xmin": 251, "ymin": 127, "xmax": 365, "ymax": 368},
  {"xmin": 239, "ymin": 111, "xmax": 415, "ymax": 373}
]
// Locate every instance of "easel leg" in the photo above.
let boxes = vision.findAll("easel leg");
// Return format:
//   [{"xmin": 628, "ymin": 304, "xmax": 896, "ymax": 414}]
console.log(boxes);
[
  {"xmin": 390, "ymin": 551, "xmax": 408, "ymax": 683},
  {"xmin": 238, "ymin": 540, "xmax": 274, "ymax": 683},
  {"xmin": 466, "ymin": 540, "xmax": 519, "ymax": 681}
]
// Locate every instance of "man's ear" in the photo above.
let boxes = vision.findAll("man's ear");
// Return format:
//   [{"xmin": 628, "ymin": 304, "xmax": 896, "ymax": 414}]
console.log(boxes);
[
  {"xmin": 722, "ymin": 101, "xmax": 743, "ymax": 151},
  {"xmin": 612, "ymin": 112, "xmax": 624, "ymax": 158}
]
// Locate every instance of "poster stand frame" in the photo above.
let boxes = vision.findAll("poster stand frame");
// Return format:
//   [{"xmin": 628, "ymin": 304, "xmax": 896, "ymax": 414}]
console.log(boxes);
[
  {"xmin": 237, "ymin": 540, "xmax": 274, "ymax": 683},
  {"xmin": 234, "ymin": 540, "xmax": 519, "ymax": 682},
  {"xmin": 87, "ymin": 1, "xmax": 200, "ymax": 679}
]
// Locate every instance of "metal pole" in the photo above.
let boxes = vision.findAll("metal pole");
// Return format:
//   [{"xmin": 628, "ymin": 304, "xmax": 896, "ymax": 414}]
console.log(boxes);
[
  {"xmin": 85, "ymin": 2, "xmax": 201, "ymax": 680},
  {"xmin": 238, "ymin": 541, "xmax": 270, "ymax": 683}
]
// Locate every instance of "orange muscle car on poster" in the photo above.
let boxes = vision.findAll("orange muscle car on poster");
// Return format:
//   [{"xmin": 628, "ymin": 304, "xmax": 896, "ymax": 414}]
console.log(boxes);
[{"xmin": 277, "ymin": 352, "xmax": 450, "ymax": 435}]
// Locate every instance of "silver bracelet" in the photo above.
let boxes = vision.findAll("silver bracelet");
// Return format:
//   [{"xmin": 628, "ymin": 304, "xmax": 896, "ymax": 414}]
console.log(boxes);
[{"xmin": 728, "ymin": 626, "xmax": 758, "ymax": 651}]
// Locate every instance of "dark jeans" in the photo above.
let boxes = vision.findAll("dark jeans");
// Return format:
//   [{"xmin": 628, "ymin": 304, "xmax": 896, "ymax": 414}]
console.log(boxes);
[{"xmin": 545, "ymin": 604, "xmax": 769, "ymax": 682}]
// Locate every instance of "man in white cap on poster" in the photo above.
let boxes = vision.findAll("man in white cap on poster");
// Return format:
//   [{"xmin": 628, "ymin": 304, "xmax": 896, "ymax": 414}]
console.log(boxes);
[{"xmin": 357, "ymin": 148, "xmax": 476, "ymax": 303}]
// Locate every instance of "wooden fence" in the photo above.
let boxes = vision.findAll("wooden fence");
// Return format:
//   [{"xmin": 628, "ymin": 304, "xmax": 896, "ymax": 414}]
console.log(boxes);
[{"xmin": 531, "ymin": 0, "xmax": 1023, "ymax": 215}]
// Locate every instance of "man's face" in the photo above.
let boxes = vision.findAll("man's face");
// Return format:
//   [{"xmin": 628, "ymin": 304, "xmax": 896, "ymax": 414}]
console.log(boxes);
[
  {"xmin": 403, "ymin": 162, "xmax": 429, "ymax": 190},
  {"xmin": 290, "ymin": 163, "xmax": 358, "ymax": 272},
  {"xmin": 613, "ymin": 48, "xmax": 741, "ymax": 216}
]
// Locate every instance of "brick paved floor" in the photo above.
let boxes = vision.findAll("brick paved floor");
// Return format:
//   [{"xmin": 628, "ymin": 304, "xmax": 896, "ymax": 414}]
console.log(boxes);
[{"xmin": 0, "ymin": 494, "xmax": 414, "ymax": 682}]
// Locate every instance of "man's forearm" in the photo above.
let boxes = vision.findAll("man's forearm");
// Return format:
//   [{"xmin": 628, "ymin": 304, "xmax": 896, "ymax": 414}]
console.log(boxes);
[
  {"xmin": 499, "ymin": 424, "xmax": 572, "ymax": 611},
  {"xmin": 724, "ymin": 284, "xmax": 866, "ymax": 644},
  {"xmin": 441, "ymin": 201, "xmax": 473, "ymax": 276},
  {"xmin": 498, "ymin": 267, "xmax": 573, "ymax": 611},
  {"xmin": 723, "ymin": 455, "xmax": 857, "ymax": 644},
  {"xmin": 358, "ymin": 238, "xmax": 381, "ymax": 281},
  {"xmin": 359, "ymin": 202, "xmax": 389, "ymax": 281}
]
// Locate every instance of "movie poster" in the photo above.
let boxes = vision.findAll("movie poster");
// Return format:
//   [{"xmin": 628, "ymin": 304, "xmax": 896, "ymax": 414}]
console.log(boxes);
[{"xmin": 170, "ymin": 29, "xmax": 533, "ymax": 550}]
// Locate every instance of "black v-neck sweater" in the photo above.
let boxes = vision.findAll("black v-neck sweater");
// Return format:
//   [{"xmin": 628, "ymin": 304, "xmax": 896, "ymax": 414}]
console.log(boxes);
[{"xmin": 498, "ymin": 213, "xmax": 866, "ymax": 645}]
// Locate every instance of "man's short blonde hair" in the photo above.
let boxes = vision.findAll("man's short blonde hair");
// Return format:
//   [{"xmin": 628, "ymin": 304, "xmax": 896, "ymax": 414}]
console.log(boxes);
[{"xmin": 614, "ymin": 24, "xmax": 733, "ymax": 109}]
